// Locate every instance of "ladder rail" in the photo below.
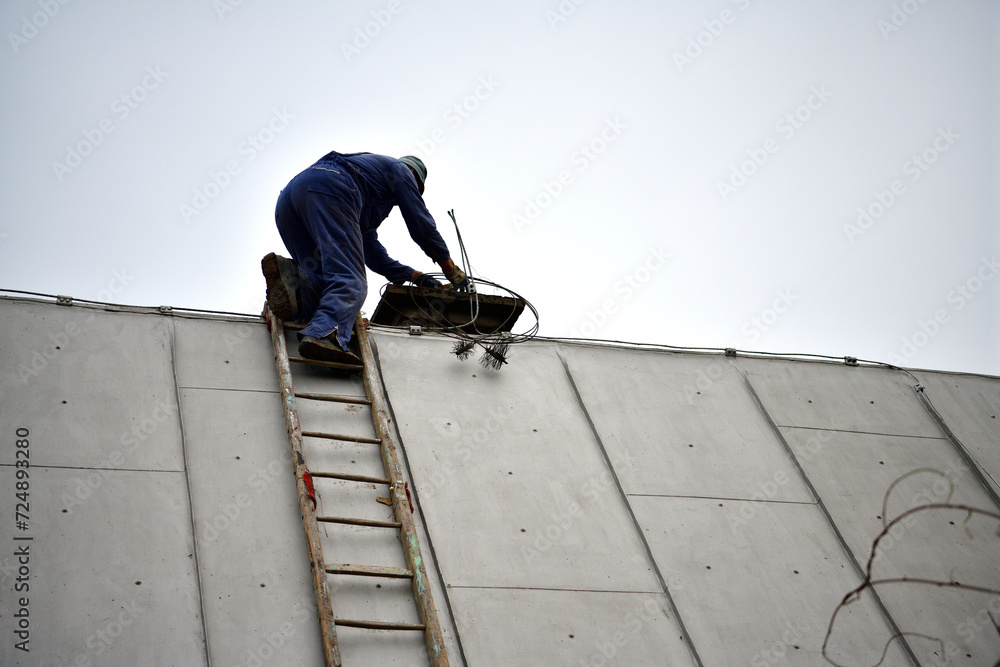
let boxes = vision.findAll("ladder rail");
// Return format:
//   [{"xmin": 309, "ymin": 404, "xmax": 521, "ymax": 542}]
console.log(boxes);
[
  {"xmin": 356, "ymin": 321, "xmax": 450, "ymax": 667},
  {"xmin": 267, "ymin": 307, "xmax": 342, "ymax": 667}
]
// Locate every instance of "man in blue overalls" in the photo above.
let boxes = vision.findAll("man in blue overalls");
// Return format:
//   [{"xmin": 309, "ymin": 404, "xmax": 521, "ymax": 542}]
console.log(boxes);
[{"xmin": 263, "ymin": 152, "xmax": 468, "ymax": 364}]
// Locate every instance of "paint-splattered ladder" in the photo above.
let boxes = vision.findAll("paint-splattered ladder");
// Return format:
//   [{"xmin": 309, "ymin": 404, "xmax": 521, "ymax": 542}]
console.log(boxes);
[{"xmin": 266, "ymin": 306, "xmax": 448, "ymax": 667}]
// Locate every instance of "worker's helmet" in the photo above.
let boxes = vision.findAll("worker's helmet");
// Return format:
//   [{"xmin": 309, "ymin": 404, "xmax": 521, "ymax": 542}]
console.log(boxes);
[{"xmin": 398, "ymin": 156, "xmax": 427, "ymax": 194}]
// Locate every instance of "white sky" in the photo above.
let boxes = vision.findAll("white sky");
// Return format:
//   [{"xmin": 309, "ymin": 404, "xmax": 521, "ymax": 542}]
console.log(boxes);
[{"xmin": 1, "ymin": 1, "xmax": 997, "ymax": 375}]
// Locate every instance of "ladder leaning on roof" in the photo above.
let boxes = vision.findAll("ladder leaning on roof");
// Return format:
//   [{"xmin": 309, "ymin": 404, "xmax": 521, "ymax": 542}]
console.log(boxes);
[{"xmin": 265, "ymin": 305, "xmax": 449, "ymax": 667}]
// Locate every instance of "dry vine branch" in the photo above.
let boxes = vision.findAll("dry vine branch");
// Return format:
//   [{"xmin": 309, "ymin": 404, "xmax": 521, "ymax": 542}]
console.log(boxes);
[{"xmin": 822, "ymin": 473, "xmax": 1000, "ymax": 667}]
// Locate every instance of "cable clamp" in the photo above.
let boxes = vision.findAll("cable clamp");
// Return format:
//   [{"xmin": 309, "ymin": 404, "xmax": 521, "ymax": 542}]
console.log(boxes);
[
  {"xmin": 409, "ymin": 325, "xmax": 423, "ymax": 336},
  {"xmin": 56, "ymin": 295, "xmax": 73, "ymax": 307},
  {"xmin": 844, "ymin": 356, "xmax": 858, "ymax": 366},
  {"xmin": 724, "ymin": 348, "xmax": 737, "ymax": 357}
]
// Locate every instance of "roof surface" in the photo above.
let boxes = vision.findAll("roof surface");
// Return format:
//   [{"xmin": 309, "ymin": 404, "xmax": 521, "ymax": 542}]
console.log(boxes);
[{"xmin": 1, "ymin": 294, "xmax": 998, "ymax": 665}]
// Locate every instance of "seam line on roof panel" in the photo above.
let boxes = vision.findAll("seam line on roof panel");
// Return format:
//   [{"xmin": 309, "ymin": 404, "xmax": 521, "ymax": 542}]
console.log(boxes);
[
  {"xmin": 370, "ymin": 336, "xmax": 471, "ymax": 667},
  {"xmin": 625, "ymin": 493, "xmax": 816, "ymax": 505},
  {"xmin": 177, "ymin": 385, "xmax": 281, "ymax": 395},
  {"xmin": 0, "ymin": 464, "xmax": 185, "ymax": 474},
  {"xmin": 908, "ymin": 382, "xmax": 1000, "ymax": 511},
  {"xmin": 557, "ymin": 348, "xmax": 704, "ymax": 667},
  {"xmin": 167, "ymin": 317, "xmax": 214, "ymax": 667},
  {"xmin": 731, "ymin": 359, "xmax": 920, "ymax": 667},
  {"xmin": 446, "ymin": 585, "xmax": 665, "ymax": 594},
  {"xmin": 775, "ymin": 424, "xmax": 946, "ymax": 440}
]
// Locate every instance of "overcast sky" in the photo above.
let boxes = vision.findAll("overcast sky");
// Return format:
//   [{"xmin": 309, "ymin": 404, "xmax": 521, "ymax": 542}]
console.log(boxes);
[{"xmin": 1, "ymin": 1, "xmax": 997, "ymax": 376}]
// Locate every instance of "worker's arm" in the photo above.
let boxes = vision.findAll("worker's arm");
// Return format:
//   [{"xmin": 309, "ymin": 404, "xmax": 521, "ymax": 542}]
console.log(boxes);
[
  {"xmin": 362, "ymin": 230, "xmax": 415, "ymax": 283},
  {"xmin": 387, "ymin": 162, "xmax": 451, "ymax": 264}
]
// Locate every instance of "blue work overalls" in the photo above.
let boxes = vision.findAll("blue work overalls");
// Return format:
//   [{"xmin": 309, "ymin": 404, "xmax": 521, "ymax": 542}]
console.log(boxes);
[{"xmin": 274, "ymin": 151, "xmax": 450, "ymax": 351}]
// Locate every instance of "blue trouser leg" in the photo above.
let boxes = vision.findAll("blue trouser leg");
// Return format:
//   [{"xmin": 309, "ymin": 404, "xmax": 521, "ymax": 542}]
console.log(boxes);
[{"xmin": 274, "ymin": 166, "xmax": 366, "ymax": 351}]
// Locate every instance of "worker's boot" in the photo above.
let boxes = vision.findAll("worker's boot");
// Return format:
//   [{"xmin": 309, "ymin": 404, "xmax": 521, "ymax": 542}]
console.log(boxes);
[
  {"xmin": 298, "ymin": 332, "xmax": 362, "ymax": 366},
  {"xmin": 261, "ymin": 252, "xmax": 300, "ymax": 321}
]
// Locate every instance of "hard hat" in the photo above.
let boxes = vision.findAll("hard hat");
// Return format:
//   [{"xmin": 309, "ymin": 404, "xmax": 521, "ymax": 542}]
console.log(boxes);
[{"xmin": 398, "ymin": 155, "xmax": 427, "ymax": 193}]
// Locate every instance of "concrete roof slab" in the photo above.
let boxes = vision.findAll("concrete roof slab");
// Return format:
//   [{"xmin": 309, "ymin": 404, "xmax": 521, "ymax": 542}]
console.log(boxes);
[
  {"xmin": 173, "ymin": 317, "xmax": 278, "ymax": 392},
  {"xmin": 0, "ymin": 301, "xmax": 183, "ymax": 470},
  {"xmin": 738, "ymin": 357, "xmax": 941, "ymax": 437},
  {"xmin": 559, "ymin": 344, "xmax": 814, "ymax": 502},
  {"xmin": 782, "ymin": 426, "xmax": 1000, "ymax": 663},
  {"xmin": 178, "ymin": 386, "xmax": 325, "ymax": 666},
  {"xmin": 631, "ymin": 495, "xmax": 909, "ymax": 666},
  {"xmin": 914, "ymin": 370, "xmax": 1000, "ymax": 497},
  {"xmin": 0, "ymin": 466, "xmax": 206, "ymax": 666},
  {"xmin": 448, "ymin": 587, "xmax": 695, "ymax": 666},
  {"xmin": 373, "ymin": 331, "xmax": 661, "ymax": 592}
]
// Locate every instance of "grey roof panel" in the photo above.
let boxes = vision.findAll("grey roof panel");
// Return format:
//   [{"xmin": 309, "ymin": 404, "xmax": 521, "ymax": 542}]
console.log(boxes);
[
  {"xmin": 559, "ymin": 343, "xmax": 814, "ymax": 502},
  {"xmin": 447, "ymin": 587, "xmax": 694, "ymax": 666},
  {"xmin": 0, "ymin": 466, "xmax": 206, "ymax": 666},
  {"xmin": 373, "ymin": 332, "xmax": 663, "ymax": 593},
  {"xmin": 739, "ymin": 356, "xmax": 942, "ymax": 437},
  {"xmin": 0, "ymin": 299, "xmax": 183, "ymax": 471},
  {"xmin": 179, "ymin": 386, "xmax": 325, "ymax": 666},
  {"xmin": 915, "ymin": 370, "xmax": 1000, "ymax": 497},
  {"xmin": 632, "ymin": 495, "xmax": 910, "ymax": 667},
  {"xmin": 174, "ymin": 317, "xmax": 278, "ymax": 392}
]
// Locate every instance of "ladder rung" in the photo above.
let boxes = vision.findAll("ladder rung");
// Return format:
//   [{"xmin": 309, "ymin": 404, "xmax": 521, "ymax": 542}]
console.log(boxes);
[
  {"xmin": 335, "ymin": 618, "xmax": 426, "ymax": 631},
  {"xmin": 289, "ymin": 356, "xmax": 364, "ymax": 372},
  {"xmin": 295, "ymin": 392, "xmax": 372, "ymax": 406},
  {"xmin": 326, "ymin": 563, "xmax": 413, "ymax": 578},
  {"xmin": 302, "ymin": 431, "xmax": 381, "ymax": 445},
  {"xmin": 310, "ymin": 471, "xmax": 390, "ymax": 485},
  {"xmin": 317, "ymin": 516, "xmax": 401, "ymax": 529}
]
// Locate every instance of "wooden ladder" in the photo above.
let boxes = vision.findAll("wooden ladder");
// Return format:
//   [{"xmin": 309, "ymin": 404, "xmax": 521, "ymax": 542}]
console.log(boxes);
[{"xmin": 266, "ymin": 307, "xmax": 448, "ymax": 666}]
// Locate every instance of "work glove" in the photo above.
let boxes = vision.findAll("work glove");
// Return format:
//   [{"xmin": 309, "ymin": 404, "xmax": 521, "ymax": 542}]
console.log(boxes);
[
  {"xmin": 443, "ymin": 265, "xmax": 470, "ymax": 292},
  {"xmin": 410, "ymin": 271, "xmax": 443, "ymax": 289}
]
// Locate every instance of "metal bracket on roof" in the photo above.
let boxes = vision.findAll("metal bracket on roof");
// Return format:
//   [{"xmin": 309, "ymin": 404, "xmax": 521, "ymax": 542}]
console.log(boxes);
[
  {"xmin": 408, "ymin": 325, "xmax": 422, "ymax": 336},
  {"xmin": 724, "ymin": 348, "xmax": 737, "ymax": 357},
  {"xmin": 844, "ymin": 356, "xmax": 858, "ymax": 366},
  {"xmin": 158, "ymin": 306, "xmax": 173, "ymax": 314},
  {"xmin": 56, "ymin": 295, "xmax": 73, "ymax": 306}
]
